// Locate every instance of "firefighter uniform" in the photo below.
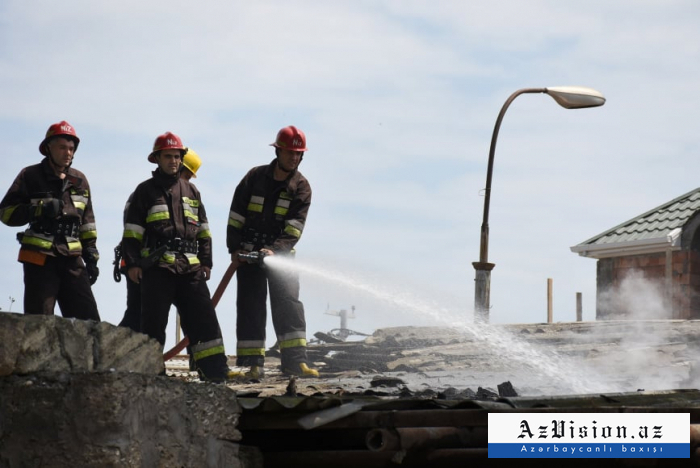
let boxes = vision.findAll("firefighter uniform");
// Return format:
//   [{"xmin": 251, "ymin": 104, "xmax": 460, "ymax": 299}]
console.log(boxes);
[
  {"xmin": 118, "ymin": 148, "xmax": 202, "ymax": 334},
  {"xmin": 116, "ymin": 192, "xmax": 141, "ymax": 332},
  {"xmin": 227, "ymin": 158, "xmax": 312, "ymax": 372},
  {"xmin": 0, "ymin": 123, "xmax": 99, "ymax": 319},
  {"xmin": 122, "ymin": 135, "xmax": 229, "ymax": 381}
]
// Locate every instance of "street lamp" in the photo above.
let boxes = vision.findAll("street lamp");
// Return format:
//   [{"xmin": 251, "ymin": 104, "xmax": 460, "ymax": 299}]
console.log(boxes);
[{"xmin": 472, "ymin": 86, "xmax": 606, "ymax": 323}]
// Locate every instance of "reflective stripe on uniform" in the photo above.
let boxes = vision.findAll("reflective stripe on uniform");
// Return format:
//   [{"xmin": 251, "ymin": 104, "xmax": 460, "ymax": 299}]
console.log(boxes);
[
  {"xmin": 123, "ymin": 223, "xmax": 145, "ymax": 242},
  {"xmin": 182, "ymin": 197, "xmax": 200, "ymax": 208},
  {"xmin": 146, "ymin": 204, "xmax": 169, "ymax": 223},
  {"xmin": 278, "ymin": 331, "xmax": 307, "ymax": 350},
  {"xmin": 80, "ymin": 222, "xmax": 97, "ymax": 240},
  {"xmin": 278, "ymin": 331, "xmax": 306, "ymax": 341},
  {"xmin": 183, "ymin": 210, "xmax": 199, "ymax": 222},
  {"xmin": 0, "ymin": 205, "xmax": 17, "ymax": 224},
  {"xmin": 238, "ymin": 339, "xmax": 265, "ymax": 348},
  {"xmin": 228, "ymin": 210, "xmax": 245, "ymax": 229},
  {"xmin": 191, "ymin": 338, "xmax": 226, "ymax": 361},
  {"xmin": 21, "ymin": 234, "xmax": 53, "ymax": 250},
  {"xmin": 67, "ymin": 239, "xmax": 82, "ymax": 252},
  {"xmin": 182, "ymin": 197, "xmax": 199, "ymax": 222},
  {"xmin": 237, "ymin": 339, "xmax": 266, "ymax": 356},
  {"xmin": 70, "ymin": 194, "xmax": 88, "ymax": 211},
  {"xmin": 185, "ymin": 253, "xmax": 200, "ymax": 265},
  {"xmin": 274, "ymin": 198, "xmax": 290, "ymax": 216},
  {"xmin": 247, "ymin": 196, "xmax": 264, "ymax": 213},
  {"xmin": 197, "ymin": 222, "xmax": 211, "ymax": 239},
  {"xmin": 19, "ymin": 229, "xmax": 82, "ymax": 252},
  {"xmin": 159, "ymin": 251, "xmax": 200, "ymax": 265},
  {"xmin": 284, "ymin": 219, "xmax": 304, "ymax": 238},
  {"xmin": 279, "ymin": 338, "xmax": 307, "ymax": 349},
  {"xmin": 237, "ymin": 347, "xmax": 266, "ymax": 356}
]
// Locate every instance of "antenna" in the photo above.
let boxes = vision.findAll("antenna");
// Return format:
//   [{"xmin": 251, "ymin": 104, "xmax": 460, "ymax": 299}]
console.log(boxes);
[{"xmin": 324, "ymin": 305, "xmax": 356, "ymax": 340}]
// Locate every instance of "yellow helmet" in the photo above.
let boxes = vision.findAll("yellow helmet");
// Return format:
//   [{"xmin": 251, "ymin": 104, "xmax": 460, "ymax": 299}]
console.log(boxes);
[{"xmin": 182, "ymin": 148, "xmax": 202, "ymax": 177}]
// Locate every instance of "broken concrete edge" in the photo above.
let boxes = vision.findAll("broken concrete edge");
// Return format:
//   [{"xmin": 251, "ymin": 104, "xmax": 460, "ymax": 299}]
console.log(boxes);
[
  {"xmin": 0, "ymin": 313, "xmax": 164, "ymax": 377},
  {"xmin": 0, "ymin": 371, "xmax": 249, "ymax": 467}
]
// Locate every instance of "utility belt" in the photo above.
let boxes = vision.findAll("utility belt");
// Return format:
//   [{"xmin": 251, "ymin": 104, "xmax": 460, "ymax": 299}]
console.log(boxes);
[
  {"xmin": 154, "ymin": 237, "xmax": 198, "ymax": 254},
  {"xmin": 242, "ymin": 227, "xmax": 278, "ymax": 251},
  {"xmin": 30, "ymin": 216, "xmax": 81, "ymax": 238},
  {"xmin": 113, "ymin": 241, "xmax": 170, "ymax": 282}
]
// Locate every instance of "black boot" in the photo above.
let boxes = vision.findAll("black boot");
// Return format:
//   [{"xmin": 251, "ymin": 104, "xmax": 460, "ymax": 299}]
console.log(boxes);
[
  {"xmin": 195, "ymin": 353, "xmax": 231, "ymax": 383},
  {"xmin": 187, "ymin": 345, "xmax": 196, "ymax": 372}
]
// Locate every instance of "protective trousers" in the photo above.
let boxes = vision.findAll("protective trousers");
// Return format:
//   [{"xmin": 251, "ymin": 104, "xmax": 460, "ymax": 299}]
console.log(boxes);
[
  {"xmin": 118, "ymin": 275, "xmax": 141, "ymax": 332},
  {"xmin": 118, "ymin": 276, "xmax": 192, "ymax": 344},
  {"xmin": 236, "ymin": 262, "xmax": 308, "ymax": 370},
  {"xmin": 140, "ymin": 267, "xmax": 228, "ymax": 380},
  {"xmin": 23, "ymin": 255, "xmax": 100, "ymax": 320}
]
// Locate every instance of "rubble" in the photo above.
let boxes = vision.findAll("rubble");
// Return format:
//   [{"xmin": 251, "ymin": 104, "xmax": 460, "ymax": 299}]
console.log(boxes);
[
  {"xmin": 0, "ymin": 312, "xmax": 163, "ymax": 376},
  {"xmin": 0, "ymin": 314, "xmax": 260, "ymax": 468},
  {"xmin": 309, "ymin": 322, "xmax": 700, "ymax": 395},
  {"xmin": 5, "ymin": 314, "xmax": 700, "ymax": 467},
  {"xmin": 0, "ymin": 372, "xmax": 261, "ymax": 467}
]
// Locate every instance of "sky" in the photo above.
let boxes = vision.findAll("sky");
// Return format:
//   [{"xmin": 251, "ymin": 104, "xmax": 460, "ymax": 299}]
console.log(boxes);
[{"xmin": 0, "ymin": 1, "xmax": 699, "ymax": 354}]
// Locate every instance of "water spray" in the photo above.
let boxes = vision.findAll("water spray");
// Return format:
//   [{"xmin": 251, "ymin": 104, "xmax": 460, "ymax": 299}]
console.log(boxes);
[{"xmin": 262, "ymin": 254, "xmax": 628, "ymax": 394}]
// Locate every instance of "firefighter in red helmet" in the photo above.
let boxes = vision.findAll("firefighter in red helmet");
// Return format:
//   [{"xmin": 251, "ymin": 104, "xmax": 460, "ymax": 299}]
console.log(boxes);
[
  {"xmin": 121, "ymin": 132, "xmax": 232, "ymax": 382},
  {"xmin": 0, "ymin": 121, "xmax": 100, "ymax": 319},
  {"xmin": 227, "ymin": 125, "xmax": 318, "ymax": 378},
  {"xmin": 117, "ymin": 147, "xmax": 203, "ymax": 333}
]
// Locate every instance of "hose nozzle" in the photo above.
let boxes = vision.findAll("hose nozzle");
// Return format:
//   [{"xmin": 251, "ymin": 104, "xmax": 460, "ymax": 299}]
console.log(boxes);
[{"xmin": 238, "ymin": 250, "xmax": 268, "ymax": 265}]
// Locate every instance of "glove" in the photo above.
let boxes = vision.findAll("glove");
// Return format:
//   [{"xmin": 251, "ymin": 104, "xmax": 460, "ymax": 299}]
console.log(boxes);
[
  {"xmin": 86, "ymin": 261, "xmax": 99, "ymax": 285},
  {"xmin": 83, "ymin": 247, "xmax": 100, "ymax": 285},
  {"xmin": 113, "ymin": 243, "xmax": 123, "ymax": 283}
]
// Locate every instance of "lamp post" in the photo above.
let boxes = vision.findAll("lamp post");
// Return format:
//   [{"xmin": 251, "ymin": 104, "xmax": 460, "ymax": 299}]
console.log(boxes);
[{"xmin": 473, "ymin": 86, "xmax": 606, "ymax": 323}]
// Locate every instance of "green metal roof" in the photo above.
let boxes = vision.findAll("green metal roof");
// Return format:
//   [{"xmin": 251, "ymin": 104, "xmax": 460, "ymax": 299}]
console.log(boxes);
[{"xmin": 574, "ymin": 187, "xmax": 700, "ymax": 248}]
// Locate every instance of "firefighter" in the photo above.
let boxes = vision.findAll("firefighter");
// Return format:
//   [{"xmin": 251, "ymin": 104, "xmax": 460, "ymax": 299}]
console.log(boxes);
[
  {"xmin": 117, "ymin": 148, "xmax": 202, "ymax": 333},
  {"xmin": 227, "ymin": 125, "xmax": 318, "ymax": 378},
  {"xmin": 0, "ymin": 121, "xmax": 100, "ymax": 319},
  {"xmin": 180, "ymin": 148, "xmax": 201, "ymax": 181},
  {"xmin": 122, "ymin": 133, "xmax": 230, "ymax": 382}
]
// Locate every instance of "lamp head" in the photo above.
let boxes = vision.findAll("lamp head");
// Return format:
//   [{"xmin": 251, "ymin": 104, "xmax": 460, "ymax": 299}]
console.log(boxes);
[{"xmin": 545, "ymin": 86, "xmax": 606, "ymax": 109}]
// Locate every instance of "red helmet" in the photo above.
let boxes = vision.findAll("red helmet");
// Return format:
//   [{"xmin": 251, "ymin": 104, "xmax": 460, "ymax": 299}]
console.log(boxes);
[
  {"xmin": 148, "ymin": 132, "xmax": 186, "ymax": 163},
  {"xmin": 270, "ymin": 126, "xmax": 307, "ymax": 152},
  {"xmin": 39, "ymin": 120, "xmax": 80, "ymax": 156}
]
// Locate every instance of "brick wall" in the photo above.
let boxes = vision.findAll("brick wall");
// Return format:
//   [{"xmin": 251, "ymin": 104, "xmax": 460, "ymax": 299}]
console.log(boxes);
[{"xmin": 596, "ymin": 250, "xmax": 700, "ymax": 319}]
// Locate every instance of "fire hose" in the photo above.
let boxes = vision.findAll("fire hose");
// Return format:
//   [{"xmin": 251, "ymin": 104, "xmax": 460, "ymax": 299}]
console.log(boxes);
[{"xmin": 163, "ymin": 250, "xmax": 268, "ymax": 361}]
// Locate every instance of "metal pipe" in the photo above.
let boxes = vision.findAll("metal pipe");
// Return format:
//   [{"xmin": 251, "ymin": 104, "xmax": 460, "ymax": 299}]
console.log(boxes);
[
  {"xmin": 365, "ymin": 427, "xmax": 487, "ymax": 452},
  {"xmin": 365, "ymin": 427, "xmax": 398, "ymax": 451},
  {"xmin": 576, "ymin": 292, "xmax": 583, "ymax": 321},
  {"xmin": 241, "ymin": 406, "xmax": 700, "ymax": 432},
  {"xmin": 263, "ymin": 448, "xmax": 489, "ymax": 468},
  {"xmin": 690, "ymin": 424, "xmax": 700, "ymax": 448},
  {"xmin": 239, "ymin": 408, "xmax": 491, "ymax": 431},
  {"xmin": 547, "ymin": 278, "xmax": 553, "ymax": 323}
]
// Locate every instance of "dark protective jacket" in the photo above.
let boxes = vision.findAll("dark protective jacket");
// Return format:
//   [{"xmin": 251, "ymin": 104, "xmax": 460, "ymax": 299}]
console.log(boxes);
[
  {"xmin": 227, "ymin": 159, "xmax": 311, "ymax": 254},
  {"xmin": 122, "ymin": 169, "xmax": 212, "ymax": 274},
  {"xmin": 0, "ymin": 157, "xmax": 98, "ymax": 260}
]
